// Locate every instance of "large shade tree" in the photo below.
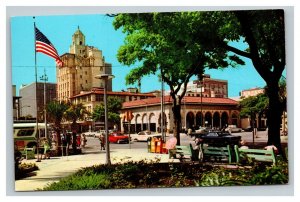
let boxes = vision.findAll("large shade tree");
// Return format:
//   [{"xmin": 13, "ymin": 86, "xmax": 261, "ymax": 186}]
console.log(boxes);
[
  {"xmin": 113, "ymin": 12, "xmax": 244, "ymax": 145},
  {"xmin": 199, "ymin": 10, "xmax": 286, "ymax": 153}
]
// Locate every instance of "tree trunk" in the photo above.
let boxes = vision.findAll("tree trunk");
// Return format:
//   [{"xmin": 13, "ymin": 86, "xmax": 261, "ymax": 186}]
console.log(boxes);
[
  {"xmin": 172, "ymin": 98, "xmax": 182, "ymax": 145},
  {"xmin": 266, "ymin": 80, "xmax": 283, "ymax": 154},
  {"xmin": 55, "ymin": 128, "xmax": 62, "ymax": 154}
]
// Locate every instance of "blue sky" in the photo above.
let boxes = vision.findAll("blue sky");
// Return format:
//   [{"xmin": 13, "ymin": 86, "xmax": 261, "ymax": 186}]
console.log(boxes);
[{"xmin": 11, "ymin": 13, "xmax": 283, "ymax": 97}]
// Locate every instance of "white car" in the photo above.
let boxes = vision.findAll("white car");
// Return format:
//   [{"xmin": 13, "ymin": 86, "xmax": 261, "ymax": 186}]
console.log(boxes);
[
  {"xmin": 225, "ymin": 125, "xmax": 242, "ymax": 133},
  {"xmin": 130, "ymin": 131, "xmax": 162, "ymax": 142},
  {"xmin": 94, "ymin": 131, "xmax": 105, "ymax": 138},
  {"xmin": 195, "ymin": 127, "xmax": 209, "ymax": 134},
  {"xmin": 81, "ymin": 131, "xmax": 96, "ymax": 137}
]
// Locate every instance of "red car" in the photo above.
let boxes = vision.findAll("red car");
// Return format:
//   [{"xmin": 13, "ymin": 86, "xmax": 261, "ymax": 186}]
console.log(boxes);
[{"xmin": 109, "ymin": 132, "xmax": 129, "ymax": 144}]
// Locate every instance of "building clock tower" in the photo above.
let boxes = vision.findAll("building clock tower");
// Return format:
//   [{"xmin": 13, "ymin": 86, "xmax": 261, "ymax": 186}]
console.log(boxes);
[{"xmin": 56, "ymin": 27, "xmax": 112, "ymax": 101}]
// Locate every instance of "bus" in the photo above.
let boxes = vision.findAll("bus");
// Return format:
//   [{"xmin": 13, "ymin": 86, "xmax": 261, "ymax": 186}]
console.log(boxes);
[{"xmin": 13, "ymin": 122, "xmax": 49, "ymax": 150}]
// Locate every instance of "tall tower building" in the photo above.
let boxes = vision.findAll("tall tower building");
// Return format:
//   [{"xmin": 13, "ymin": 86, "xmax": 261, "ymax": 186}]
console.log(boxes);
[{"xmin": 57, "ymin": 27, "xmax": 112, "ymax": 101}]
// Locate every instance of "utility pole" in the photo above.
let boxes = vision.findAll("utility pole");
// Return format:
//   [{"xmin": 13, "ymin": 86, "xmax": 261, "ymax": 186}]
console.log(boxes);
[{"xmin": 40, "ymin": 68, "xmax": 48, "ymax": 140}]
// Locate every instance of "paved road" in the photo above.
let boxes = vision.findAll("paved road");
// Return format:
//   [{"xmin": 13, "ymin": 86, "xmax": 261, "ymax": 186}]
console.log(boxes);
[
  {"xmin": 83, "ymin": 133, "xmax": 195, "ymax": 153},
  {"xmin": 84, "ymin": 130, "xmax": 288, "ymax": 154}
]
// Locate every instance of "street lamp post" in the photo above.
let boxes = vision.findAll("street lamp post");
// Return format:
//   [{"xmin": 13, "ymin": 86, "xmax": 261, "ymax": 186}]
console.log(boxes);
[
  {"xmin": 95, "ymin": 74, "xmax": 114, "ymax": 165},
  {"xmin": 40, "ymin": 68, "xmax": 48, "ymax": 140}
]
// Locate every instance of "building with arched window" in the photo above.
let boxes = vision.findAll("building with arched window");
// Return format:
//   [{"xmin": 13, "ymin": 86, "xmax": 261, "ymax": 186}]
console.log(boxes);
[{"xmin": 120, "ymin": 96, "xmax": 240, "ymax": 134}]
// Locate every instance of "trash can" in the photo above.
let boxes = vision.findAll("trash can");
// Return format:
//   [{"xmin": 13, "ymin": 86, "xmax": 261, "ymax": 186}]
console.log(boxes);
[
  {"xmin": 150, "ymin": 137, "xmax": 156, "ymax": 153},
  {"xmin": 147, "ymin": 137, "xmax": 152, "ymax": 153},
  {"xmin": 156, "ymin": 138, "xmax": 162, "ymax": 153},
  {"xmin": 162, "ymin": 142, "xmax": 167, "ymax": 154}
]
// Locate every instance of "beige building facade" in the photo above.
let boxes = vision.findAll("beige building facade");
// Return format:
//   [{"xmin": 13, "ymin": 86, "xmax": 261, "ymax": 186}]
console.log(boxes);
[
  {"xmin": 180, "ymin": 74, "xmax": 228, "ymax": 98},
  {"xmin": 121, "ymin": 96, "xmax": 240, "ymax": 134},
  {"xmin": 57, "ymin": 27, "xmax": 112, "ymax": 101},
  {"xmin": 240, "ymin": 87, "xmax": 264, "ymax": 98},
  {"xmin": 69, "ymin": 87, "xmax": 156, "ymax": 131}
]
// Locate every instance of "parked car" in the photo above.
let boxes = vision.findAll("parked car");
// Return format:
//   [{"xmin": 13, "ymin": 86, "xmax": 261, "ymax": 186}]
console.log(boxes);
[
  {"xmin": 81, "ymin": 131, "xmax": 96, "ymax": 137},
  {"xmin": 109, "ymin": 132, "xmax": 129, "ymax": 144},
  {"xmin": 130, "ymin": 131, "xmax": 161, "ymax": 142},
  {"xmin": 94, "ymin": 130, "xmax": 105, "ymax": 138},
  {"xmin": 195, "ymin": 127, "xmax": 209, "ymax": 134},
  {"xmin": 225, "ymin": 125, "xmax": 242, "ymax": 133},
  {"xmin": 195, "ymin": 131, "xmax": 241, "ymax": 147}
]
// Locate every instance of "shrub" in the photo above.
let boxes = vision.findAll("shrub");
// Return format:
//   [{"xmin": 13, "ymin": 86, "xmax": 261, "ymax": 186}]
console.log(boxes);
[
  {"xmin": 40, "ymin": 160, "xmax": 288, "ymax": 190},
  {"xmin": 16, "ymin": 162, "xmax": 39, "ymax": 180},
  {"xmin": 198, "ymin": 160, "xmax": 288, "ymax": 186},
  {"xmin": 41, "ymin": 173, "xmax": 111, "ymax": 191}
]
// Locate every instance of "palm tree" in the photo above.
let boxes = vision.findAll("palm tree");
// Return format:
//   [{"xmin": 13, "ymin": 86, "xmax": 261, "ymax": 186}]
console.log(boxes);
[
  {"xmin": 47, "ymin": 101, "xmax": 69, "ymax": 154},
  {"xmin": 65, "ymin": 103, "xmax": 90, "ymax": 154}
]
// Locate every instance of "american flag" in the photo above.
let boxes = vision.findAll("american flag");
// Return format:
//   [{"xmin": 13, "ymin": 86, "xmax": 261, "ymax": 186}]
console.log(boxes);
[{"xmin": 35, "ymin": 27, "xmax": 63, "ymax": 67}]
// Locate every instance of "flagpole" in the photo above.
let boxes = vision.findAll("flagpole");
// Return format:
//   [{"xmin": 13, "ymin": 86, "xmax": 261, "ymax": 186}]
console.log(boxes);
[{"xmin": 34, "ymin": 17, "xmax": 41, "ymax": 162}]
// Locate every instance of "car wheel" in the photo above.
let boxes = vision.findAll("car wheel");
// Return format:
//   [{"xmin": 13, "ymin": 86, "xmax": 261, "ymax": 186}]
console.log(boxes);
[{"xmin": 117, "ymin": 140, "xmax": 121, "ymax": 144}]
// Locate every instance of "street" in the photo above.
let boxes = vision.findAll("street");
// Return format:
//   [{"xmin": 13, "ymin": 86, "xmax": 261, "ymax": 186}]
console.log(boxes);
[
  {"xmin": 82, "ymin": 130, "xmax": 286, "ymax": 154},
  {"xmin": 82, "ymin": 133, "xmax": 195, "ymax": 154}
]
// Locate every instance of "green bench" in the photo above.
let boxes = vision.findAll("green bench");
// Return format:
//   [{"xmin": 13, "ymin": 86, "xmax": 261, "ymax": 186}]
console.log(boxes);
[
  {"xmin": 234, "ymin": 145, "xmax": 277, "ymax": 165},
  {"xmin": 20, "ymin": 146, "xmax": 36, "ymax": 160},
  {"xmin": 200, "ymin": 144, "xmax": 233, "ymax": 163},
  {"xmin": 169, "ymin": 144, "xmax": 198, "ymax": 161}
]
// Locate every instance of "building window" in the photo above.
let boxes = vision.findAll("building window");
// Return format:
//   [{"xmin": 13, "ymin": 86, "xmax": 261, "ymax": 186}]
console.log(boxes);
[
  {"xmin": 86, "ymin": 80, "xmax": 88, "ymax": 84},
  {"xmin": 80, "ymin": 75, "xmax": 82, "ymax": 79}
]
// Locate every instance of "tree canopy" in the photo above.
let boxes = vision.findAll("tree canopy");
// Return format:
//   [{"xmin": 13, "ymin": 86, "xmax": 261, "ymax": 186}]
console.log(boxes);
[
  {"xmin": 239, "ymin": 93, "xmax": 269, "ymax": 122},
  {"xmin": 92, "ymin": 96, "xmax": 122, "ymax": 124},
  {"xmin": 113, "ymin": 10, "xmax": 286, "ymax": 150},
  {"xmin": 113, "ymin": 12, "xmax": 245, "ymax": 144}
]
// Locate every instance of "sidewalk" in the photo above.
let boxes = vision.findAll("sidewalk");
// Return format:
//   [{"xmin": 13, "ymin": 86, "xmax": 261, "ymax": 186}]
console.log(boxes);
[{"xmin": 15, "ymin": 148, "xmax": 171, "ymax": 192}]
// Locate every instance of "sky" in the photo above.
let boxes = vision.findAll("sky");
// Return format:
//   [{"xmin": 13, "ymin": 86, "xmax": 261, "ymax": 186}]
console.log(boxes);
[{"xmin": 11, "ymin": 13, "xmax": 284, "ymax": 98}]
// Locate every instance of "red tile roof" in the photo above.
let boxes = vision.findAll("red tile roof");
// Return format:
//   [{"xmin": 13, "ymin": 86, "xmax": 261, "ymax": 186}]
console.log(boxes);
[{"xmin": 122, "ymin": 96, "xmax": 238, "ymax": 108}]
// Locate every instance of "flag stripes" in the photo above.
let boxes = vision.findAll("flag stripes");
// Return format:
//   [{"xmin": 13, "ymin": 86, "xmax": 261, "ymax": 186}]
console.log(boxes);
[{"xmin": 35, "ymin": 27, "xmax": 63, "ymax": 67}]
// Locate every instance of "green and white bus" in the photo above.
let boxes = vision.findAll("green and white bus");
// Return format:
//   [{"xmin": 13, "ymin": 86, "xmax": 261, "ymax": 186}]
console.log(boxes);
[{"xmin": 13, "ymin": 122, "xmax": 48, "ymax": 149}]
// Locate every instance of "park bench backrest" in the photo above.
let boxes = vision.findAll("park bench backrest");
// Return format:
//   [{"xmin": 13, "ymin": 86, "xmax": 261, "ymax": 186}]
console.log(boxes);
[
  {"xmin": 169, "ymin": 144, "xmax": 196, "ymax": 160},
  {"xmin": 175, "ymin": 145, "xmax": 192, "ymax": 156},
  {"xmin": 201, "ymin": 144, "xmax": 232, "ymax": 163},
  {"xmin": 22, "ymin": 146, "xmax": 36, "ymax": 160},
  {"xmin": 234, "ymin": 145, "xmax": 277, "ymax": 165}
]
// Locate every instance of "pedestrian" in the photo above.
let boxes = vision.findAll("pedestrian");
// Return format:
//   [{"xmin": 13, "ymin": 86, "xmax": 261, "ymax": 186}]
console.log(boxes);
[
  {"xmin": 66, "ymin": 132, "xmax": 71, "ymax": 153},
  {"xmin": 41, "ymin": 138, "xmax": 51, "ymax": 159},
  {"xmin": 99, "ymin": 133, "xmax": 105, "ymax": 151},
  {"xmin": 187, "ymin": 128, "xmax": 192, "ymax": 137},
  {"xmin": 76, "ymin": 135, "xmax": 81, "ymax": 148},
  {"xmin": 81, "ymin": 133, "xmax": 87, "ymax": 148}
]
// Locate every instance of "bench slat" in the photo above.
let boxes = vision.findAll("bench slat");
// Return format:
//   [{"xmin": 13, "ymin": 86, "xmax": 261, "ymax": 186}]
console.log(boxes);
[
  {"xmin": 169, "ymin": 144, "xmax": 195, "ymax": 161},
  {"xmin": 234, "ymin": 145, "xmax": 276, "ymax": 165},
  {"xmin": 201, "ymin": 145, "xmax": 232, "ymax": 163}
]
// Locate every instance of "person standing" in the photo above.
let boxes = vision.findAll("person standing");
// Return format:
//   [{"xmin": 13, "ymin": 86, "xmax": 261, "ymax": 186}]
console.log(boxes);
[
  {"xmin": 99, "ymin": 133, "xmax": 105, "ymax": 151},
  {"xmin": 81, "ymin": 133, "xmax": 87, "ymax": 148}
]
